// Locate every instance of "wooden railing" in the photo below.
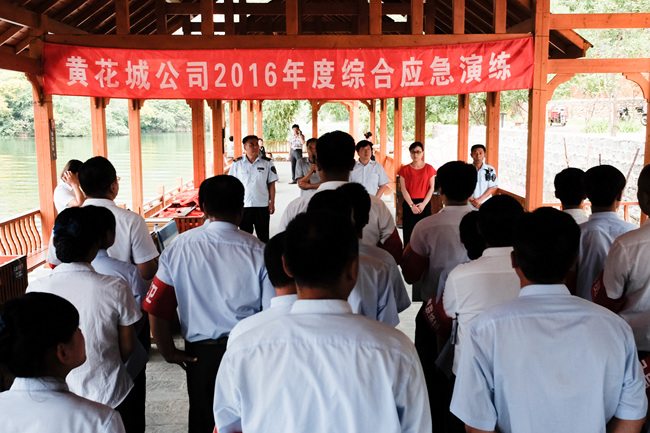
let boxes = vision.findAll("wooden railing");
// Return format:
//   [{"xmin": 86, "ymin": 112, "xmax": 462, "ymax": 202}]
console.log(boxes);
[
  {"xmin": 264, "ymin": 140, "xmax": 290, "ymax": 156},
  {"xmin": 0, "ymin": 209, "xmax": 47, "ymax": 271},
  {"xmin": 143, "ymin": 178, "xmax": 195, "ymax": 218}
]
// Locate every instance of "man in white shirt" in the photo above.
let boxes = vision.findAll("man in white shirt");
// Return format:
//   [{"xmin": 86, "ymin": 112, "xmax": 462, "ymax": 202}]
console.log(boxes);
[
  {"xmin": 576, "ymin": 165, "xmax": 636, "ymax": 300},
  {"xmin": 469, "ymin": 144, "xmax": 497, "ymax": 209},
  {"xmin": 46, "ymin": 156, "xmax": 159, "ymax": 280},
  {"xmin": 554, "ymin": 167, "xmax": 587, "ymax": 224},
  {"xmin": 214, "ymin": 212, "xmax": 431, "ymax": 433},
  {"xmin": 280, "ymin": 130, "xmax": 403, "ymax": 264},
  {"xmin": 350, "ymin": 139, "xmax": 390, "ymax": 197},
  {"xmin": 451, "ymin": 208, "xmax": 647, "ymax": 433},
  {"xmin": 227, "ymin": 231, "xmax": 297, "ymax": 346},
  {"xmin": 289, "ymin": 124, "xmax": 306, "ymax": 183}
]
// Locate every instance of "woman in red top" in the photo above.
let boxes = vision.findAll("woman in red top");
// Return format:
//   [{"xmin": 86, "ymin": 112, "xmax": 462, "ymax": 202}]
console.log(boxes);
[{"xmin": 398, "ymin": 141, "xmax": 436, "ymax": 246}]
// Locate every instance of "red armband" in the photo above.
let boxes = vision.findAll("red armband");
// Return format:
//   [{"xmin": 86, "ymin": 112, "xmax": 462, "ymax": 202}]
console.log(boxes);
[
  {"xmin": 142, "ymin": 276, "xmax": 178, "ymax": 321},
  {"xmin": 423, "ymin": 296, "xmax": 453, "ymax": 337},
  {"xmin": 591, "ymin": 271, "xmax": 624, "ymax": 313},
  {"xmin": 378, "ymin": 228, "xmax": 403, "ymax": 265}
]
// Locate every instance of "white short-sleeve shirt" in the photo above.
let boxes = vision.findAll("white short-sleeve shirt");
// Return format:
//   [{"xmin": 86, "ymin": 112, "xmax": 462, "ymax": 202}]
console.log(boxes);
[
  {"xmin": 603, "ymin": 221, "xmax": 650, "ymax": 351},
  {"xmin": 0, "ymin": 377, "xmax": 126, "ymax": 433},
  {"xmin": 279, "ymin": 181, "xmax": 397, "ymax": 246},
  {"xmin": 228, "ymin": 294, "xmax": 298, "ymax": 347},
  {"xmin": 349, "ymin": 160, "xmax": 390, "ymax": 195},
  {"xmin": 441, "ymin": 247, "xmax": 520, "ymax": 374},
  {"xmin": 53, "ymin": 182, "xmax": 75, "ymax": 213},
  {"xmin": 27, "ymin": 263, "xmax": 142, "ymax": 408},
  {"xmin": 473, "ymin": 163, "xmax": 498, "ymax": 200},
  {"xmin": 214, "ymin": 299, "xmax": 432, "ymax": 433},
  {"xmin": 47, "ymin": 198, "xmax": 159, "ymax": 267},
  {"xmin": 228, "ymin": 155, "xmax": 279, "ymax": 207},
  {"xmin": 349, "ymin": 254, "xmax": 400, "ymax": 326},
  {"xmin": 359, "ymin": 244, "xmax": 411, "ymax": 313},
  {"xmin": 451, "ymin": 284, "xmax": 647, "ymax": 433},
  {"xmin": 409, "ymin": 204, "xmax": 473, "ymax": 301}
]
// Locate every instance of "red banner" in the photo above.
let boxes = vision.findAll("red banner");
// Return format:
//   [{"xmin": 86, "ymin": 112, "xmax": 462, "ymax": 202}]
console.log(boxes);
[{"xmin": 43, "ymin": 38, "xmax": 534, "ymax": 100}]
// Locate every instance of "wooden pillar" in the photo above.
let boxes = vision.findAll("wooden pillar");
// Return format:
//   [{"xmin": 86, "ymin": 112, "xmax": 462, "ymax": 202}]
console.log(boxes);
[
  {"xmin": 411, "ymin": 0, "xmax": 424, "ymax": 35},
  {"xmin": 311, "ymin": 100, "xmax": 319, "ymax": 139},
  {"xmin": 380, "ymin": 98, "xmax": 388, "ymax": 165},
  {"xmin": 349, "ymin": 101, "xmax": 359, "ymax": 140},
  {"xmin": 453, "ymin": 0, "xmax": 465, "ymax": 34},
  {"xmin": 369, "ymin": 0, "xmax": 382, "ymax": 35},
  {"xmin": 286, "ymin": 0, "xmax": 299, "ymax": 35},
  {"xmin": 369, "ymin": 100, "xmax": 377, "ymax": 145},
  {"xmin": 247, "ymin": 100, "xmax": 255, "ymax": 135},
  {"xmin": 485, "ymin": 92, "xmax": 500, "ymax": 172},
  {"xmin": 208, "ymin": 100, "xmax": 225, "ymax": 176},
  {"xmin": 91, "ymin": 97, "xmax": 109, "ymax": 157},
  {"xmin": 458, "ymin": 94, "xmax": 470, "ymax": 161},
  {"xmin": 525, "ymin": 0, "xmax": 551, "ymax": 211},
  {"xmin": 33, "ymin": 93, "xmax": 57, "ymax": 242},
  {"xmin": 645, "ymin": 98, "xmax": 650, "ymax": 167},
  {"xmin": 200, "ymin": 0, "xmax": 214, "ymax": 35},
  {"xmin": 256, "ymin": 100, "xmax": 264, "ymax": 138},
  {"xmin": 155, "ymin": 0, "xmax": 167, "ymax": 34},
  {"xmin": 415, "ymin": 97, "xmax": 426, "ymax": 145},
  {"xmin": 188, "ymin": 100, "xmax": 206, "ymax": 186},
  {"xmin": 232, "ymin": 100, "xmax": 242, "ymax": 158},
  {"xmin": 394, "ymin": 98, "xmax": 403, "ymax": 172},
  {"xmin": 115, "ymin": 0, "xmax": 130, "ymax": 34},
  {"xmin": 128, "ymin": 99, "xmax": 144, "ymax": 215}
]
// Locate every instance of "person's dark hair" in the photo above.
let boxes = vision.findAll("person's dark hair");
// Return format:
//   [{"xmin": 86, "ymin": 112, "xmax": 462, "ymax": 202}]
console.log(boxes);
[
  {"xmin": 292, "ymin": 124, "xmax": 300, "ymax": 130},
  {"xmin": 307, "ymin": 190, "xmax": 353, "ymax": 221},
  {"xmin": 78, "ymin": 156, "xmax": 117, "ymax": 197},
  {"xmin": 264, "ymin": 232, "xmax": 293, "ymax": 289},
  {"xmin": 478, "ymin": 195, "xmax": 525, "ymax": 247},
  {"xmin": 513, "ymin": 207, "xmax": 580, "ymax": 284},
  {"xmin": 355, "ymin": 140, "xmax": 373, "ymax": 153},
  {"xmin": 554, "ymin": 168, "xmax": 586, "ymax": 207},
  {"xmin": 338, "ymin": 183, "xmax": 371, "ymax": 235},
  {"xmin": 242, "ymin": 135, "xmax": 258, "ymax": 145},
  {"xmin": 61, "ymin": 159, "xmax": 83, "ymax": 177},
  {"xmin": 583, "ymin": 165, "xmax": 626, "ymax": 207},
  {"xmin": 436, "ymin": 161, "xmax": 477, "ymax": 201},
  {"xmin": 306, "ymin": 138, "xmax": 318, "ymax": 147},
  {"xmin": 284, "ymin": 212, "xmax": 358, "ymax": 287},
  {"xmin": 409, "ymin": 142, "xmax": 424, "ymax": 153},
  {"xmin": 53, "ymin": 207, "xmax": 102, "ymax": 262},
  {"xmin": 87, "ymin": 206, "xmax": 116, "ymax": 248},
  {"xmin": 459, "ymin": 211, "xmax": 485, "ymax": 260},
  {"xmin": 471, "ymin": 144, "xmax": 486, "ymax": 153},
  {"xmin": 0, "ymin": 292, "xmax": 79, "ymax": 378},
  {"xmin": 316, "ymin": 131, "xmax": 356, "ymax": 174},
  {"xmin": 364, "ymin": 132, "xmax": 372, "ymax": 139},
  {"xmin": 198, "ymin": 175, "xmax": 244, "ymax": 218}
]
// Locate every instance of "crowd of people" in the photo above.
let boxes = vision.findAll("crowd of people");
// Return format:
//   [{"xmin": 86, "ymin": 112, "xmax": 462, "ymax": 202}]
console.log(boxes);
[{"xmin": 1, "ymin": 129, "xmax": 650, "ymax": 433}]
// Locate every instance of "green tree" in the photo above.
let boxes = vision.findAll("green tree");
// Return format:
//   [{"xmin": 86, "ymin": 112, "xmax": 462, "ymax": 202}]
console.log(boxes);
[{"xmin": 261, "ymin": 100, "xmax": 307, "ymax": 141}]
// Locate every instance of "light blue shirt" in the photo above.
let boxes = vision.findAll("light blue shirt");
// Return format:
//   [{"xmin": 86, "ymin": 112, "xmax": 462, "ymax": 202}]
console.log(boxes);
[
  {"xmin": 227, "ymin": 294, "xmax": 298, "ymax": 347},
  {"xmin": 155, "ymin": 221, "xmax": 274, "ymax": 342},
  {"xmin": 349, "ymin": 254, "xmax": 400, "ymax": 326},
  {"xmin": 349, "ymin": 160, "xmax": 390, "ymax": 195},
  {"xmin": 294, "ymin": 157, "xmax": 321, "ymax": 196},
  {"xmin": 451, "ymin": 284, "xmax": 647, "ymax": 433},
  {"xmin": 472, "ymin": 163, "xmax": 498, "ymax": 200},
  {"xmin": 229, "ymin": 155, "xmax": 279, "ymax": 207},
  {"xmin": 214, "ymin": 299, "xmax": 431, "ymax": 433},
  {"xmin": 577, "ymin": 212, "xmax": 636, "ymax": 300},
  {"xmin": 92, "ymin": 249, "xmax": 148, "ymax": 307}
]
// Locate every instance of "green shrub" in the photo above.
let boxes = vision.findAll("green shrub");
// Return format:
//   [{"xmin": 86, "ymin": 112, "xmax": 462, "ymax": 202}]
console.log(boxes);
[{"xmin": 584, "ymin": 119, "xmax": 609, "ymax": 133}]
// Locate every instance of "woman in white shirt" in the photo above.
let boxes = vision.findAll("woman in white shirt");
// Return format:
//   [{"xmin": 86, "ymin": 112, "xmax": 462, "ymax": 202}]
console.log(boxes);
[
  {"xmin": 0, "ymin": 292, "xmax": 126, "ymax": 433},
  {"xmin": 53, "ymin": 159, "xmax": 86, "ymax": 213},
  {"xmin": 27, "ymin": 206, "xmax": 142, "ymax": 432}
]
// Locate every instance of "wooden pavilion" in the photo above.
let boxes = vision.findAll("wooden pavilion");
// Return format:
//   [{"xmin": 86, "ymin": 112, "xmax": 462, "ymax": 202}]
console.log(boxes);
[{"xmin": 0, "ymin": 0, "xmax": 649, "ymax": 247}]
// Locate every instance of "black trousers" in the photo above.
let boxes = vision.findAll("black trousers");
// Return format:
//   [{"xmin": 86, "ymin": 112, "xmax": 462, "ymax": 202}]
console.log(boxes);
[
  {"xmin": 240, "ymin": 206, "xmax": 270, "ymax": 242},
  {"xmin": 402, "ymin": 198, "xmax": 432, "ymax": 247},
  {"xmin": 290, "ymin": 149, "xmax": 302, "ymax": 181},
  {"xmin": 116, "ymin": 366, "xmax": 146, "ymax": 433},
  {"xmin": 185, "ymin": 338, "xmax": 228, "ymax": 433}
]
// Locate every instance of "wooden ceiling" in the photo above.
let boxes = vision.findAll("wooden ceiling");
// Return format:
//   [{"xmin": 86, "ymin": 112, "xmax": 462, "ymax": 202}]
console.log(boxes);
[{"xmin": 0, "ymin": 0, "xmax": 591, "ymax": 75}]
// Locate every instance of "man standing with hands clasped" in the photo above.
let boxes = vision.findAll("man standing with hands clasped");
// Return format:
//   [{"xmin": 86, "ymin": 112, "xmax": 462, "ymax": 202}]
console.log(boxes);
[{"xmin": 289, "ymin": 124, "xmax": 305, "ymax": 184}]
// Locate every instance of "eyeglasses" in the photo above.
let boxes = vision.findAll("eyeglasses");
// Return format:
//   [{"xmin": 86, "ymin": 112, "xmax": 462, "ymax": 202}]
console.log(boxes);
[{"xmin": 410, "ymin": 150, "xmax": 423, "ymax": 155}]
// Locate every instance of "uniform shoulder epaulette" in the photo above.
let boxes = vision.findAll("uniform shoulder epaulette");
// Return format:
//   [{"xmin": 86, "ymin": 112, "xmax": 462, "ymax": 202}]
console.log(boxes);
[
  {"xmin": 261, "ymin": 155, "xmax": 272, "ymax": 161},
  {"xmin": 233, "ymin": 156, "xmax": 243, "ymax": 162}
]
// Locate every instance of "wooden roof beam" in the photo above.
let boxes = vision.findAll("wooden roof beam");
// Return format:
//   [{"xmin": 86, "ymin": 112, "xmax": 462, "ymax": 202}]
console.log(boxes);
[
  {"xmin": 45, "ymin": 32, "xmax": 532, "ymax": 49},
  {"xmin": 34, "ymin": 0, "xmax": 61, "ymax": 15},
  {"xmin": 0, "ymin": 24, "xmax": 22, "ymax": 45},
  {"xmin": 550, "ymin": 13, "xmax": 650, "ymax": 30},
  {"xmin": 0, "ymin": 46, "xmax": 41, "ymax": 74},
  {"xmin": 156, "ymin": 0, "xmax": 168, "ymax": 34},
  {"xmin": 549, "ymin": 58, "xmax": 650, "ymax": 74},
  {"xmin": 0, "ymin": 2, "xmax": 86, "ymax": 34}
]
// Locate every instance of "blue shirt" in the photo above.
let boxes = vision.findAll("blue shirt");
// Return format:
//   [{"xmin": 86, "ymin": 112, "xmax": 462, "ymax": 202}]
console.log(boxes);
[
  {"xmin": 451, "ymin": 284, "xmax": 647, "ymax": 433},
  {"xmin": 229, "ymin": 155, "xmax": 279, "ymax": 207},
  {"xmin": 577, "ymin": 212, "xmax": 636, "ymax": 300},
  {"xmin": 214, "ymin": 299, "xmax": 431, "ymax": 433},
  {"xmin": 349, "ymin": 160, "xmax": 390, "ymax": 195},
  {"xmin": 155, "ymin": 221, "xmax": 275, "ymax": 341}
]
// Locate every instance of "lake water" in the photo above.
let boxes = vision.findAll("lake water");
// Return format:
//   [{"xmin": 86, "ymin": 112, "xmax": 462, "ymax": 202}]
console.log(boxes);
[{"xmin": 0, "ymin": 132, "xmax": 195, "ymax": 220}]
